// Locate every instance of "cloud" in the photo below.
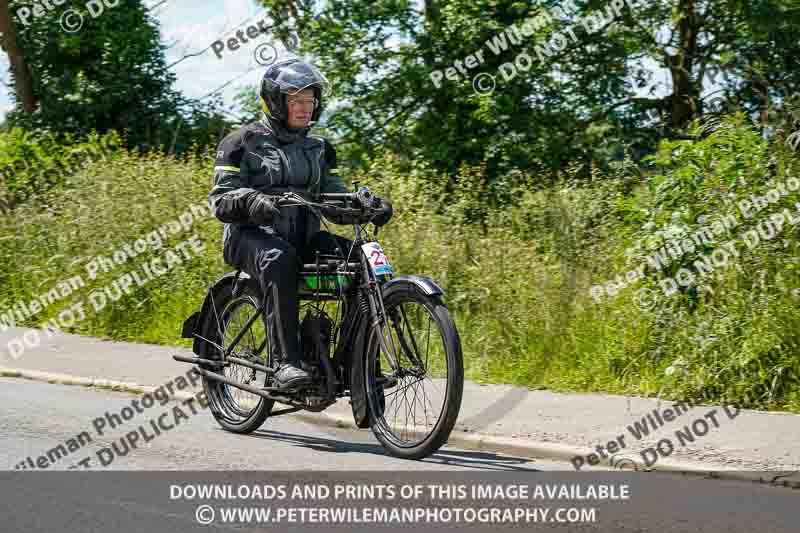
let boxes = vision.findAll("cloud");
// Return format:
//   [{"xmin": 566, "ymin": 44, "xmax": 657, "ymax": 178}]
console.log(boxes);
[
  {"xmin": 0, "ymin": 102, "xmax": 13, "ymax": 122},
  {"xmin": 158, "ymin": 0, "xmax": 293, "ymax": 106},
  {"xmin": 0, "ymin": 0, "xmax": 295, "ymax": 120}
]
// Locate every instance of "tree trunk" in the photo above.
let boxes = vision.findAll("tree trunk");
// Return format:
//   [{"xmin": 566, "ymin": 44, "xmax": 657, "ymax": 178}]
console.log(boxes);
[
  {"xmin": 667, "ymin": 0, "xmax": 698, "ymax": 129},
  {"xmin": 752, "ymin": 80, "xmax": 770, "ymax": 127},
  {"xmin": 0, "ymin": 0, "xmax": 37, "ymax": 113}
]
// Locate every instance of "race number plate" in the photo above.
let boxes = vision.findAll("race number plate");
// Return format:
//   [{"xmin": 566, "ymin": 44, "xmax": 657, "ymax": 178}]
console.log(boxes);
[{"xmin": 361, "ymin": 242, "xmax": 394, "ymax": 277}]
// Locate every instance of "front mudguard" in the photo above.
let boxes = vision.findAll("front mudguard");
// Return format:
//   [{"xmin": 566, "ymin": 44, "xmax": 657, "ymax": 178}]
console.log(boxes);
[
  {"xmin": 181, "ymin": 270, "xmax": 258, "ymax": 357},
  {"xmin": 349, "ymin": 275, "xmax": 444, "ymax": 428},
  {"xmin": 381, "ymin": 275, "xmax": 444, "ymax": 297}
]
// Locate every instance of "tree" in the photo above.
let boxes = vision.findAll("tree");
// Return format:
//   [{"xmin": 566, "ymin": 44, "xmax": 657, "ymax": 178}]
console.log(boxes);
[
  {"xmin": 256, "ymin": 0, "xmax": 800, "ymax": 196},
  {"xmin": 0, "ymin": 0, "xmax": 36, "ymax": 112},
  {"xmin": 4, "ymin": 0, "xmax": 190, "ymax": 151}
]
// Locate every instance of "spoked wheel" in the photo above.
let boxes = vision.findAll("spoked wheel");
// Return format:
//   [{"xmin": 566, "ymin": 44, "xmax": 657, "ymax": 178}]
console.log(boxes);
[
  {"xmin": 364, "ymin": 281, "xmax": 464, "ymax": 460},
  {"xmin": 202, "ymin": 281, "xmax": 274, "ymax": 434}
]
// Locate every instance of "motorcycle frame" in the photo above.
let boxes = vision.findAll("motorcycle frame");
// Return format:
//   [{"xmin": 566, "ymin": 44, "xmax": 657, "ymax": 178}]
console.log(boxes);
[{"xmin": 176, "ymin": 225, "xmax": 398, "ymax": 409}]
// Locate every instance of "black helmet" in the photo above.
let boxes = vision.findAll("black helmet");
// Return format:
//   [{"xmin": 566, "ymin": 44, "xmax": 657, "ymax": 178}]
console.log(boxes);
[{"xmin": 260, "ymin": 58, "xmax": 331, "ymax": 125}]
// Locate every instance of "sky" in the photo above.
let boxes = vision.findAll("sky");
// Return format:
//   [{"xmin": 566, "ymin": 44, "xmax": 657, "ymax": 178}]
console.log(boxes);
[
  {"xmin": 0, "ymin": 0, "xmax": 678, "ymax": 123},
  {"xmin": 0, "ymin": 0, "xmax": 287, "ymax": 121}
]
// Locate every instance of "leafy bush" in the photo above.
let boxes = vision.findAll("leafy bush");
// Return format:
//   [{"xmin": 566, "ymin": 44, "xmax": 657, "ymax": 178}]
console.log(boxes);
[
  {"xmin": 0, "ymin": 128, "xmax": 121, "ymax": 211},
  {"xmin": 1, "ymin": 112, "xmax": 798, "ymax": 412}
]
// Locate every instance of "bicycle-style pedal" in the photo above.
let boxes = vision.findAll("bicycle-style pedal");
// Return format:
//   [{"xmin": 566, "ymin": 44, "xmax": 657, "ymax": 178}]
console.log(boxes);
[
  {"xmin": 262, "ymin": 381, "xmax": 320, "ymax": 394},
  {"xmin": 261, "ymin": 385, "xmax": 302, "ymax": 393}
]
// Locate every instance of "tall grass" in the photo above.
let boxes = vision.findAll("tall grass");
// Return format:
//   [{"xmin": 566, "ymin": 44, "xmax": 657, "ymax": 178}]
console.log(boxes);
[{"xmin": 0, "ymin": 115, "xmax": 798, "ymax": 412}]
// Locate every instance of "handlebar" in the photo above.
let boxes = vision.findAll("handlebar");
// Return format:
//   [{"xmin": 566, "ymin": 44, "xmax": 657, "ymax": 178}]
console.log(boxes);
[{"xmin": 268, "ymin": 186, "xmax": 387, "ymax": 216}]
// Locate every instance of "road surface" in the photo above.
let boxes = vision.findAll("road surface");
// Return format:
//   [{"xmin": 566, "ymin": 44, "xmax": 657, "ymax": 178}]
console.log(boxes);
[
  {"xmin": 0, "ymin": 377, "xmax": 559, "ymax": 471},
  {"xmin": 0, "ymin": 378, "xmax": 796, "ymax": 532}
]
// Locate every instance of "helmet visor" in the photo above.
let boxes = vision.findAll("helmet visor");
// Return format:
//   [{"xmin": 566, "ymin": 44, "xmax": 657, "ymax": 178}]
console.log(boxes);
[{"xmin": 273, "ymin": 60, "xmax": 332, "ymax": 98}]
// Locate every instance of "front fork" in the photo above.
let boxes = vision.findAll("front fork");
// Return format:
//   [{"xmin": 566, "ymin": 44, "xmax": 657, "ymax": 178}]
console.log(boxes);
[{"xmin": 357, "ymin": 236, "xmax": 401, "ymax": 372}]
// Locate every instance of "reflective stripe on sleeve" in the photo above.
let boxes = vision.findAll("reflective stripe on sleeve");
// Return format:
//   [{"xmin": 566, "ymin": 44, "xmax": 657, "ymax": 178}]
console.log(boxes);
[{"xmin": 214, "ymin": 165, "xmax": 240, "ymax": 172}]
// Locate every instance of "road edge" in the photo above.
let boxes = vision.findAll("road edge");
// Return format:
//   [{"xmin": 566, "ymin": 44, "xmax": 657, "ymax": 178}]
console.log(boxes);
[{"xmin": 1, "ymin": 365, "xmax": 797, "ymax": 489}]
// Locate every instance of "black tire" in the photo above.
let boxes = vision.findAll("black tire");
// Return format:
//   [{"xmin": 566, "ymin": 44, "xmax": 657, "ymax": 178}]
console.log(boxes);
[
  {"xmin": 201, "ymin": 278, "xmax": 274, "ymax": 434},
  {"xmin": 364, "ymin": 281, "xmax": 464, "ymax": 460}
]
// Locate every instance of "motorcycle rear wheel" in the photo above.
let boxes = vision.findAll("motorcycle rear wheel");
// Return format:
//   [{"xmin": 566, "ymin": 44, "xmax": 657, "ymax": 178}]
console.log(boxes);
[{"xmin": 201, "ymin": 280, "xmax": 274, "ymax": 434}]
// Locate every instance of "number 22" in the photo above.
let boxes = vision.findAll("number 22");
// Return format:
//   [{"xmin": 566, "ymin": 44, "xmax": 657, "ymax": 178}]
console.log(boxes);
[{"xmin": 370, "ymin": 250, "xmax": 385, "ymax": 265}]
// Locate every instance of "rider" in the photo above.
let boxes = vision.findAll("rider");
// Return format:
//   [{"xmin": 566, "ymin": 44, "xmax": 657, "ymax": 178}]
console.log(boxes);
[{"xmin": 208, "ymin": 58, "xmax": 393, "ymax": 390}]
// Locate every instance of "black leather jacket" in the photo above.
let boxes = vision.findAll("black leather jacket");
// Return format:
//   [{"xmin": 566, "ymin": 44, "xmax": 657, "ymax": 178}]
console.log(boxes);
[{"xmin": 208, "ymin": 116, "xmax": 357, "ymax": 251}]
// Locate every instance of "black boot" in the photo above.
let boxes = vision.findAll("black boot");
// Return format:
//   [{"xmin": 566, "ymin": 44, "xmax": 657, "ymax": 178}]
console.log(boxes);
[
  {"xmin": 273, "ymin": 361, "xmax": 313, "ymax": 389},
  {"xmin": 268, "ymin": 279, "xmax": 312, "ymax": 390}
]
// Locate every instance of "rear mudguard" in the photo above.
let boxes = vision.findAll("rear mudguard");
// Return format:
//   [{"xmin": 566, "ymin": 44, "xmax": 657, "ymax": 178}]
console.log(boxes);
[{"xmin": 181, "ymin": 270, "xmax": 259, "ymax": 357}]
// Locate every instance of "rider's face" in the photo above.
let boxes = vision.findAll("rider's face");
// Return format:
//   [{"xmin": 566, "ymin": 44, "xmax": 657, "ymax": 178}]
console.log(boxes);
[{"xmin": 285, "ymin": 88, "xmax": 316, "ymax": 129}]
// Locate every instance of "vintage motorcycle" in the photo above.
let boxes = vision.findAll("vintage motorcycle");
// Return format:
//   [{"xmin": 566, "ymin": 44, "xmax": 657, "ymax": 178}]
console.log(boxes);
[{"xmin": 174, "ymin": 186, "xmax": 464, "ymax": 459}]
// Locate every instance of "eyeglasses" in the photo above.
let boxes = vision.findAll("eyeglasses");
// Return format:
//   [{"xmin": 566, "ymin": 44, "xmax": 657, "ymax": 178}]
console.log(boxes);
[{"xmin": 287, "ymin": 97, "xmax": 318, "ymax": 110}]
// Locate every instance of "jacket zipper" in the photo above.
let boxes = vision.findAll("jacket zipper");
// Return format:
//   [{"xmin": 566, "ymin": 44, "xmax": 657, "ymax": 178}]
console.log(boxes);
[
  {"xmin": 276, "ymin": 147, "xmax": 291, "ymax": 186},
  {"xmin": 302, "ymin": 149, "xmax": 315, "ymax": 188},
  {"xmin": 314, "ymin": 147, "xmax": 323, "ymax": 191}
]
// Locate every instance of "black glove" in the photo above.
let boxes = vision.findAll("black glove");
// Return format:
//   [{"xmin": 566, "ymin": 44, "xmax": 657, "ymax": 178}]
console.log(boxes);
[
  {"xmin": 371, "ymin": 198, "xmax": 393, "ymax": 227},
  {"xmin": 247, "ymin": 193, "xmax": 279, "ymax": 226}
]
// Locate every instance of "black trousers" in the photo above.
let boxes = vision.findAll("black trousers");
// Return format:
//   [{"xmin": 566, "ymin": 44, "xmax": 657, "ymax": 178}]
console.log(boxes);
[{"xmin": 224, "ymin": 225, "xmax": 355, "ymax": 365}]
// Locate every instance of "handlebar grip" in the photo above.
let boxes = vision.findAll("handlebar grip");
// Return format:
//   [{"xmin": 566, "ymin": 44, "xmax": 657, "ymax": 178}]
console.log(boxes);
[{"xmin": 356, "ymin": 186, "xmax": 380, "ymax": 209}]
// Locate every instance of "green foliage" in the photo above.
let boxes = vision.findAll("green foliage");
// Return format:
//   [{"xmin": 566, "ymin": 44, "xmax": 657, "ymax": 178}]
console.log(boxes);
[
  {"xmin": 233, "ymin": 86, "xmax": 264, "ymax": 126},
  {"xmin": 5, "ymin": 0, "xmax": 233, "ymax": 153},
  {"xmin": 257, "ymin": 0, "xmax": 800, "ymax": 201},
  {"xmin": 610, "ymin": 112, "xmax": 800, "ymax": 408},
  {"xmin": 0, "ymin": 121, "xmax": 798, "ymax": 411},
  {"xmin": 0, "ymin": 128, "xmax": 121, "ymax": 210},
  {"xmin": 0, "ymin": 141, "xmax": 218, "ymax": 348}
]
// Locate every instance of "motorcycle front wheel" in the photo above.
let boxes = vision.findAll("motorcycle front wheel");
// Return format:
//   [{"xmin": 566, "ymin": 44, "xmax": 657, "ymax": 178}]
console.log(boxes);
[{"xmin": 364, "ymin": 280, "xmax": 464, "ymax": 460}]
